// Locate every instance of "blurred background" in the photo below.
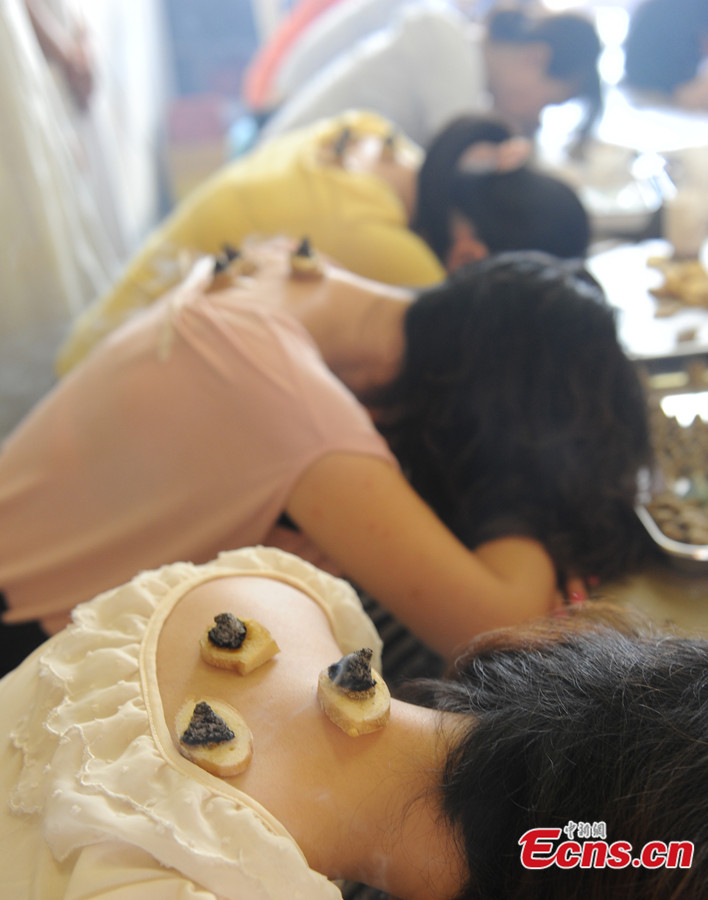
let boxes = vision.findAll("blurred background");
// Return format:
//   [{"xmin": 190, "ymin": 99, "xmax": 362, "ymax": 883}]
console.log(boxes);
[
  {"xmin": 5, "ymin": 0, "xmax": 708, "ymax": 435},
  {"xmin": 161, "ymin": 0, "xmax": 641, "ymax": 198}
]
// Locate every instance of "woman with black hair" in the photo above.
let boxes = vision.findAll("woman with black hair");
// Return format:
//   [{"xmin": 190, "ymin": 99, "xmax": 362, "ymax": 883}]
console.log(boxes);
[
  {"xmin": 411, "ymin": 113, "xmax": 590, "ymax": 270},
  {"xmin": 57, "ymin": 111, "xmax": 589, "ymax": 373},
  {"xmin": 0, "ymin": 548, "xmax": 705, "ymax": 898},
  {"xmin": 404, "ymin": 600, "xmax": 708, "ymax": 900},
  {"xmin": 0, "ymin": 240, "xmax": 649, "ymax": 672},
  {"xmin": 483, "ymin": 7, "xmax": 603, "ymax": 143}
]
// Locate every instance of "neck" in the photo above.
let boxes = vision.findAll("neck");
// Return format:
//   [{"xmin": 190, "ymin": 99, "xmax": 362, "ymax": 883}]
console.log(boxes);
[
  {"xmin": 317, "ymin": 700, "xmax": 466, "ymax": 900},
  {"xmin": 301, "ymin": 268, "xmax": 412, "ymax": 400},
  {"xmin": 212, "ymin": 242, "xmax": 413, "ymax": 401},
  {"xmin": 157, "ymin": 574, "xmax": 466, "ymax": 900}
]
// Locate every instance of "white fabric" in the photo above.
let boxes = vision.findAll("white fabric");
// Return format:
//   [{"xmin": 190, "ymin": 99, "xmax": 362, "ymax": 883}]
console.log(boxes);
[
  {"xmin": 1, "ymin": 547, "xmax": 382, "ymax": 899},
  {"xmin": 72, "ymin": 0, "xmax": 169, "ymax": 251},
  {"xmin": 32, "ymin": 0, "xmax": 133, "ymax": 259},
  {"xmin": 0, "ymin": 0, "xmax": 167, "ymax": 439},
  {"xmin": 261, "ymin": 3, "xmax": 489, "ymax": 148},
  {"xmin": 272, "ymin": 0, "xmax": 417, "ymax": 107},
  {"xmin": 0, "ymin": 0, "xmax": 119, "ymax": 336}
]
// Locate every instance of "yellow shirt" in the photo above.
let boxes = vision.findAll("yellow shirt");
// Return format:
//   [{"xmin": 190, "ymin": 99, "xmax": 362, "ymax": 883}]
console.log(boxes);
[{"xmin": 57, "ymin": 111, "xmax": 445, "ymax": 374}]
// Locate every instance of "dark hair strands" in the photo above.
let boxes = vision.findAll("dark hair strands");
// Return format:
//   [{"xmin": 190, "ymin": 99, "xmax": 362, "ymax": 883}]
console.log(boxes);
[
  {"xmin": 413, "ymin": 114, "xmax": 591, "ymax": 263},
  {"xmin": 400, "ymin": 604, "xmax": 708, "ymax": 900},
  {"xmin": 369, "ymin": 253, "xmax": 652, "ymax": 585}
]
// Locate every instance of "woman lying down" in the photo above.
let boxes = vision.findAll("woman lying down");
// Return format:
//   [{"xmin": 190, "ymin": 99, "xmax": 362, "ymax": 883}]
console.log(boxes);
[
  {"xmin": 0, "ymin": 547, "xmax": 705, "ymax": 899},
  {"xmin": 0, "ymin": 238, "xmax": 650, "ymax": 674}
]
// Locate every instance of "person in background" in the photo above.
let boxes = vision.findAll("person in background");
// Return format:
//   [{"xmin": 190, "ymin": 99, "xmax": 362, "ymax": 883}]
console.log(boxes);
[
  {"xmin": 56, "ymin": 111, "xmax": 590, "ymax": 374},
  {"xmin": 0, "ymin": 240, "xmax": 649, "ymax": 673},
  {"xmin": 623, "ymin": 0, "xmax": 708, "ymax": 111},
  {"xmin": 244, "ymin": 0, "xmax": 416, "ymax": 118},
  {"xmin": 0, "ymin": 547, "xmax": 705, "ymax": 898},
  {"xmin": 258, "ymin": 5, "xmax": 602, "ymax": 148},
  {"xmin": 242, "ymin": 0, "xmax": 350, "ymax": 115}
]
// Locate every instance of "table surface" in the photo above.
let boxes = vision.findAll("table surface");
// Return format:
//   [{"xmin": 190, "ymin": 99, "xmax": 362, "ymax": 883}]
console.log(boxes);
[
  {"xmin": 588, "ymin": 239, "xmax": 708, "ymax": 360},
  {"xmin": 587, "ymin": 239, "xmax": 708, "ymax": 636},
  {"xmin": 605, "ymin": 559, "xmax": 708, "ymax": 638}
]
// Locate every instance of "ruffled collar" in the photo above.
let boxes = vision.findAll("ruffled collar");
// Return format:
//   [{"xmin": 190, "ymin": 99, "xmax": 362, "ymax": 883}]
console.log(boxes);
[{"xmin": 10, "ymin": 547, "xmax": 375, "ymax": 899}]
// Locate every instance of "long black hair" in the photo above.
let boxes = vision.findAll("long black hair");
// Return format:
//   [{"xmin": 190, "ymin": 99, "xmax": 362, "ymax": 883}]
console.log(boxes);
[
  {"xmin": 403, "ymin": 605, "xmax": 708, "ymax": 899},
  {"xmin": 368, "ymin": 252, "xmax": 651, "ymax": 584},
  {"xmin": 412, "ymin": 115, "xmax": 590, "ymax": 264}
]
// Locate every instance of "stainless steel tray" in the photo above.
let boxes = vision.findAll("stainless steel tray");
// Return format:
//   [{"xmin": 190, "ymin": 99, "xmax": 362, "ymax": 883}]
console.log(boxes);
[
  {"xmin": 636, "ymin": 503, "xmax": 708, "ymax": 574},
  {"xmin": 634, "ymin": 358, "xmax": 708, "ymax": 572}
]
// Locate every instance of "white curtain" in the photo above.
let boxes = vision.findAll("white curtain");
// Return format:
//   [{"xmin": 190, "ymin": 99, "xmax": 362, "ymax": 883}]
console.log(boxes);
[
  {"xmin": 72, "ymin": 0, "xmax": 171, "ymax": 252},
  {"xmin": 0, "ymin": 0, "xmax": 169, "ymax": 437},
  {"xmin": 0, "ymin": 0, "xmax": 118, "ymax": 332}
]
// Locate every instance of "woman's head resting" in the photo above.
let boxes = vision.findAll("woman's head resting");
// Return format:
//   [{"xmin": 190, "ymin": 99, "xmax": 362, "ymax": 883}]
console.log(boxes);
[
  {"xmin": 370, "ymin": 251, "xmax": 651, "ymax": 584},
  {"xmin": 414, "ymin": 114, "xmax": 591, "ymax": 267},
  {"xmin": 404, "ymin": 603, "xmax": 708, "ymax": 900}
]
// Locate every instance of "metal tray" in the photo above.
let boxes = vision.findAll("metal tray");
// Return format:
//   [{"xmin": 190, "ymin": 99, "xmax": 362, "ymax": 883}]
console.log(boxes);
[
  {"xmin": 634, "ymin": 359, "xmax": 708, "ymax": 572},
  {"xmin": 636, "ymin": 502, "xmax": 708, "ymax": 574}
]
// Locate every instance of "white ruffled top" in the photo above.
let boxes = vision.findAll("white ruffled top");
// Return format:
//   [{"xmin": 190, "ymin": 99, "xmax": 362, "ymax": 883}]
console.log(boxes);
[{"xmin": 5, "ymin": 547, "xmax": 383, "ymax": 899}]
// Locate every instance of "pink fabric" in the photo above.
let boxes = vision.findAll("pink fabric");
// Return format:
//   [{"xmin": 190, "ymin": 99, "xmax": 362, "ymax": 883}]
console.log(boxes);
[
  {"xmin": 0, "ymin": 288, "xmax": 394, "ymax": 629},
  {"xmin": 243, "ymin": 0, "xmax": 345, "ymax": 109}
]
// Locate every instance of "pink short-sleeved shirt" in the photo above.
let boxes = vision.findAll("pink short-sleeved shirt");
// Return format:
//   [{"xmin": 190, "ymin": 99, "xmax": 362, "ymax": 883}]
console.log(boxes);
[{"xmin": 0, "ymin": 282, "xmax": 394, "ymax": 629}]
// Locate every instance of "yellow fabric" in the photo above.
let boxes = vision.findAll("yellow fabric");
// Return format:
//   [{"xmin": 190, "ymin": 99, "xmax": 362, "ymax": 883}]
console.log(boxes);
[{"xmin": 57, "ymin": 111, "xmax": 445, "ymax": 375}]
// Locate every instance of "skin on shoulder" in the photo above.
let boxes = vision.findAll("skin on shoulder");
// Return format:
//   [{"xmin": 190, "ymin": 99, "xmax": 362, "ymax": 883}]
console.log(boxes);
[
  {"xmin": 208, "ymin": 241, "xmax": 566, "ymax": 659},
  {"xmin": 156, "ymin": 575, "xmax": 338, "ymax": 715},
  {"xmin": 155, "ymin": 573, "xmax": 466, "ymax": 899},
  {"xmin": 286, "ymin": 452, "xmax": 559, "ymax": 660}
]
